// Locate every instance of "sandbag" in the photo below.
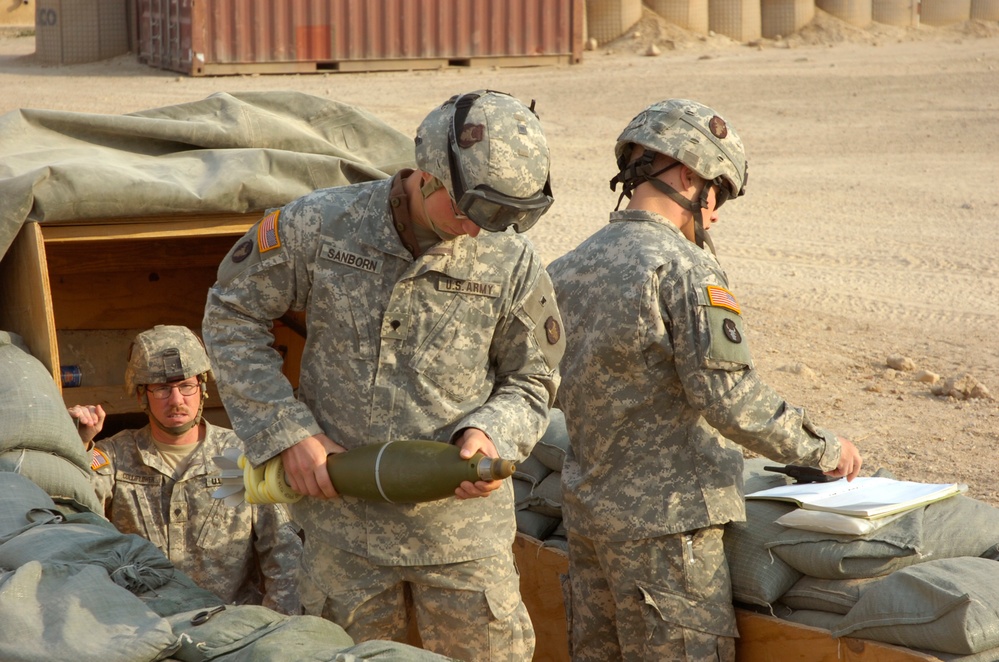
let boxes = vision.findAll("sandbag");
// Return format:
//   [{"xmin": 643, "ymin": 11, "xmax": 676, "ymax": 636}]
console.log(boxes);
[
  {"xmin": 723, "ymin": 458, "xmax": 801, "ymax": 607},
  {"xmin": 0, "ymin": 471, "xmax": 61, "ymax": 540},
  {"xmin": 533, "ymin": 408, "xmax": 569, "ymax": 472},
  {"xmin": 168, "ymin": 605, "xmax": 352, "ymax": 661},
  {"xmin": 832, "ymin": 558, "xmax": 999, "ymax": 655},
  {"xmin": 767, "ymin": 495, "xmax": 999, "ymax": 580},
  {"xmin": 0, "ymin": 561, "xmax": 180, "ymax": 662},
  {"xmin": 0, "ymin": 448, "xmax": 102, "ymax": 515},
  {"xmin": 0, "ymin": 520, "xmax": 174, "ymax": 593},
  {"xmin": 780, "ymin": 575, "xmax": 882, "ymax": 615},
  {"xmin": 0, "ymin": 331, "xmax": 91, "ymax": 472}
]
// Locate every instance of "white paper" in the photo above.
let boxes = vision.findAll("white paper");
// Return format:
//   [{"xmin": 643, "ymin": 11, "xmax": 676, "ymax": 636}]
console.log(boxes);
[{"xmin": 746, "ymin": 476, "xmax": 966, "ymax": 518}]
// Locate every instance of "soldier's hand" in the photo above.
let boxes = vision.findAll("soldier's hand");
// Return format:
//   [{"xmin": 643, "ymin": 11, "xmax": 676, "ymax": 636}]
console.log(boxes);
[
  {"xmin": 282, "ymin": 433, "xmax": 345, "ymax": 499},
  {"xmin": 825, "ymin": 437, "xmax": 863, "ymax": 482},
  {"xmin": 453, "ymin": 427, "xmax": 502, "ymax": 500},
  {"xmin": 68, "ymin": 404, "xmax": 105, "ymax": 446}
]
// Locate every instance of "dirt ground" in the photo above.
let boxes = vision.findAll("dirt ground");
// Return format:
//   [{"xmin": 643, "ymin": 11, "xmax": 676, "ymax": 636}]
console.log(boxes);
[{"xmin": 2, "ymin": 10, "xmax": 998, "ymax": 505}]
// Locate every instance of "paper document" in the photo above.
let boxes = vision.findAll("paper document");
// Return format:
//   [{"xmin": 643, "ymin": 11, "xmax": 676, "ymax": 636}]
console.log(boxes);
[{"xmin": 746, "ymin": 476, "xmax": 967, "ymax": 519}]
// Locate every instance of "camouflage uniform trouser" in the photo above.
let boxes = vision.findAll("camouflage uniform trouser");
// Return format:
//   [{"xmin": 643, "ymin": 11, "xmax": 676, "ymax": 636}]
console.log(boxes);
[
  {"xmin": 300, "ymin": 543, "xmax": 535, "ymax": 662},
  {"xmin": 565, "ymin": 525, "xmax": 738, "ymax": 662}
]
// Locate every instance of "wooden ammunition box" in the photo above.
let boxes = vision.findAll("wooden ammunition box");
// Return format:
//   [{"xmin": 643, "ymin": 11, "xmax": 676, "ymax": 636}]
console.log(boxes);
[{"xmin": 0, "ymin": 214, "xmax": 303, "ymax": 428}]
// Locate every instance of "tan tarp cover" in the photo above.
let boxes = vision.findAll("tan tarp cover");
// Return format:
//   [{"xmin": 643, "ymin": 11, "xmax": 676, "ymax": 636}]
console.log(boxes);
[{"xmin": 0, "ymin": 90, "xmax": 416, "ymax": 259}]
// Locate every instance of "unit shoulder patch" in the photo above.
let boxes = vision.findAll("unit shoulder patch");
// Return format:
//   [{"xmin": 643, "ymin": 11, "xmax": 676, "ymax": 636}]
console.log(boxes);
[{"xmin": 705, "ymin": 285, "xmax": 741, "ymax": 315}]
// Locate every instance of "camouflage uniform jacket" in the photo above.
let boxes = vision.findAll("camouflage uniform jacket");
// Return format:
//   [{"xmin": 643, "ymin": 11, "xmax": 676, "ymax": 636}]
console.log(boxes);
[
  {"xmin": 90, "ymin": 421, "xmax": 303, "ymax": 613},
  {"xmin": 202, "ymin": 176, "xmax": 565, "ymax": 565},
  {"xmin": 547, "ymin": 209, "xmax": 842, "ymax": 542}
]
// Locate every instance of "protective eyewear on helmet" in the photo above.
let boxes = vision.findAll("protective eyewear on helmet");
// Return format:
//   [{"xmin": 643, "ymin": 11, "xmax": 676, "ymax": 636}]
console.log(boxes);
[
  {"xmin": 146, "ymin": 382, "xmax": 201, "ymax": 399},
  {"xmin": 712, "ymin": 178, "xmax": 732, "ymax": 209},
  {"xmin": 447, "ymin": 92, "xmax": 554, "ymax": 233},
  {"xmin": 455, "ymin": 184, "xmax": 553, "ymax": 233}
]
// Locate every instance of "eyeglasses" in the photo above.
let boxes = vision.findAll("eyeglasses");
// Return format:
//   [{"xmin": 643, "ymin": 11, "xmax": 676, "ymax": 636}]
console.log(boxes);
[
  {"xmin": 146, "ymin": 382, "xmax": 200, "ymax": 399},
  {"xmin": 446, "ymin": 92, "xmax": 554, "ymax": 233}
]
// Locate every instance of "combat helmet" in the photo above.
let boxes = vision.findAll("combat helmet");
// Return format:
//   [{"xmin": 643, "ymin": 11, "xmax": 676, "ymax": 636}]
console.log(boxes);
[
  {"xmin": 415, "ymin": 89, "xmax": 554, "ymax": 233},
  {"xmin": 610, "ymin": 99, "xmax": 748, "ymax": 248},
  {"xmin": 124, "ymin": 325, "xmax": 212, "ymax": 434}
]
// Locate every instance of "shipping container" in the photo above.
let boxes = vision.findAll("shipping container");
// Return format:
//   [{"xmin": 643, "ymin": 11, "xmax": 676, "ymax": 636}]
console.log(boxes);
[{"xmin": 137, "ymin": 0, "xmax": 584, "ymax": 76}]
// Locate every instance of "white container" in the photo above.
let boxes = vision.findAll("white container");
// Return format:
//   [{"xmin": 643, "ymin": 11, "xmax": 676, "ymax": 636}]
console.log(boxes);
[
  {"xmin": 761, "ymin": 0, "xmax": 816, "ymax": 39},
  {"xmin": 709, "ymin": 0, "xmax": 762, "ymax": 41},
  {"xmin": 871, "ymin": 0, "xmax": 919, "ymax": 26},
  {"xmin": 920, "ymin": 0, "xmax": 971, "ymax": 25},
  {"xmin": 971, "ymin": 0, "xmax": 999, "ymax": 19},
  {"xmin": 587, "ymin": 0, "xmax": 644, "ymax": 45},
  {"xmin": 644, "ymin": 0, "xmax": 710, "ymax": 33},
  {"xmin": 816, "ymin": 0, "xmax": 873, "ymax": 27}
]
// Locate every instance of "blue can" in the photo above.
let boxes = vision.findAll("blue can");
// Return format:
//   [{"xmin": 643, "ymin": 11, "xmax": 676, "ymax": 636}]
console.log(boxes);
[{"xmin": 61, "ymin": 365, "xmax": 82, "ymax": 388}]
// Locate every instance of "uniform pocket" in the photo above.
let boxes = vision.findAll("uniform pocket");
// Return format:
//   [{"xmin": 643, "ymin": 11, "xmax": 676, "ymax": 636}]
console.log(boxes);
[
  {"xmin": 412, "ymin": 297, "xmax": 491, "ymax": 402},
  {"xmin": 638, "ymin": 583, "xmax": 738, "ymax": 641}
]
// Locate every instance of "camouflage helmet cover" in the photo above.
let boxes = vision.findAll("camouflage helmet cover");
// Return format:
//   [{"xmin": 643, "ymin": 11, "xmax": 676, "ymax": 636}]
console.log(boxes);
[
  {"xmin": 415, "ymin": 89, "xmax": 551, "ymax": 203},
  {"xmin": 124, "ymin": 325, "xmax": 212, "ymax": 396},
  {"xmin": 615, "ymin": 98, "xmax": 748, "ymax": 198}
]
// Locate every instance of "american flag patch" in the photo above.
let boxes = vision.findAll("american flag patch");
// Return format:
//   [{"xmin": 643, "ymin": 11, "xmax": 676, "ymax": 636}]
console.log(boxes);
[
  {"xmin": 91, "ymin": 447, "xmax": 110, "ymax": 471},
  {"xmin": 706, "ymin": 285, "xmax": 741, "ymax": 315},
  {"xmin": 257, "ymin": 210, "xmax": 282, "ymax": 253}
]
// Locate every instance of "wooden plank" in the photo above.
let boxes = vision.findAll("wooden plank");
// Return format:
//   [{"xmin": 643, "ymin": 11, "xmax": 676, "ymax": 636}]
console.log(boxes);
[
  {"xmin": 49, "ymin": 263, "xmax": 218, "ymax": 331},
  {"xmin": 734, "ymin": 611, "xmax": 942, "ymax": 662},
  {"xmin": 45, "ymin": 235, "xmax": 238, "ymax": 275},
  {"xmin": 462, "ymin": 55, "xmax": 569, "ymax": 69},
  {"xmin": 0, "ymin": 222, "xmax": 60, "ymax": 383},
  {"xmin": 197, "ymin": 61, "xmax": 319, "ymax": 76},
  {"xmin": 39, "ymin": 212, "xmax": 258, "ymax": 241},
  {"xmin": 513, "ymin": 533, "xmax": 570, "ymax": 662},
  {"xmin": 332, "ymin": 58, "xmax": 449, "ymax": 73}
]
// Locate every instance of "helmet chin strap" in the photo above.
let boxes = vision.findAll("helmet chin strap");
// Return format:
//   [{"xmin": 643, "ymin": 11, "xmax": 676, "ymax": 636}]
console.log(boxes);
[
  {"xmin": 636, "ymin": 173, "xmax": 714, "ymax": 252},
  {"xmin": 611, "ymin": 154, "xmax": 715, "ymax": 252}
]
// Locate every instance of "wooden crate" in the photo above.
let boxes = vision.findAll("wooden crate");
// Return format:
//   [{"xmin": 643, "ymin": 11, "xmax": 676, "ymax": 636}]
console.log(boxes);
[{"xmin": 0, "ymin": 214, "xmax": 304, "ymax": 424}]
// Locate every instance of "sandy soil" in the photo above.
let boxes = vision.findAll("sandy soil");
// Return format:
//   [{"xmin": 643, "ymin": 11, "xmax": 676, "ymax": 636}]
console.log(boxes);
[{"xmin": 2, "ymin": 10, "xmax": 998, "ymax": 505}]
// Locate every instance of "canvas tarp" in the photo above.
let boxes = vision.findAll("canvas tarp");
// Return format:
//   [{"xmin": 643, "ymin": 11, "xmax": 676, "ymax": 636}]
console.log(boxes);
[{"xmin": 0, "ymin": 90, "xmax": 416, "ymax": 259}]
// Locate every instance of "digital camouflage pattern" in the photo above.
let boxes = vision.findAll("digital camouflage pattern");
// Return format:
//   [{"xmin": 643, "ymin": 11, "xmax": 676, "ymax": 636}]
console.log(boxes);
[
  {"xmin": 549, "ymin": 208, "xmax": 843, "ymax": 660},
  {"xmin": 90, "ymin": 420, "xmax": 303, "ymax": 615},
  {"xmin": 548, "ymin": 208, "xmax": 841, "ymax": 543},
  {"xmin": 615, "ymin": 98, "xmax": 747, "ymax": 198},
  {"xmin": 566, "ymin": 527, "xmax": 736, "ymax": 661},
  {"xmin": 124, "ymin": 324, "xmax": 212, "ymax": 397},
  {"xmin": 202, "ymin": 169, "xmax": 563, "ymax": 659},
  {"xmin": 203, "ymin": 176, "xmax": 563, "ymax": 563},
  {"xmin": 415, "ymin": 90, "xmax": 550, "ymax": 201},
  {"xmin": 300, "ymin": 544, "xmax": 534, "ymax": 661}
]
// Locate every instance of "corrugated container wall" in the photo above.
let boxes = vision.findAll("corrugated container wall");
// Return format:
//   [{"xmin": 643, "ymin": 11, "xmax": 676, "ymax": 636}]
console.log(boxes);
[{"xmin": 138, "ymin": 0, "xmax": 584, "ymax": 76}]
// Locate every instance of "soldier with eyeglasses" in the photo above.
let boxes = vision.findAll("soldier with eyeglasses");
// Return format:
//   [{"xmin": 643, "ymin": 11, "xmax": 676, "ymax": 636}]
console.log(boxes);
[{"xmin": 69, "ymin": 324, "xmax": 303, "ymax": 615}]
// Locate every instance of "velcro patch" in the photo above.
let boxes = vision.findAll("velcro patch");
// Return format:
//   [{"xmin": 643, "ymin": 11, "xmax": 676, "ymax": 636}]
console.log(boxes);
[
  {"xmin": 437, "ymin": 277, "xmax": 501, "ymax": 298},
  {"xmin": 320, "ymin": 241, "xmax": 383, "ymax": 273},
  {"xmin": 90, "ymin": 447, "xmax": 110, "ymax": 471},
  {"xmin": 706, "ymin": 285, "xmax": 741, "ymax": 315},
  {"xmin": 257, "ymin": 210, "xmax": 282, "ymax": 253}
]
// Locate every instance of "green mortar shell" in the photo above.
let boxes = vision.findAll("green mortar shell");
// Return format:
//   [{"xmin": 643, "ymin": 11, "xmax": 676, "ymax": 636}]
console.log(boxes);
[{"xmin": 326, "ymin": 439, "xmax": 517, "ymax": 504}]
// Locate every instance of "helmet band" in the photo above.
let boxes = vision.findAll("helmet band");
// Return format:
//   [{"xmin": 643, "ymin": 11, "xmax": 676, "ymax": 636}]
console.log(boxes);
[{"xmin": 446, "ymin": 92, "xmax": 554, "ymax": 233}]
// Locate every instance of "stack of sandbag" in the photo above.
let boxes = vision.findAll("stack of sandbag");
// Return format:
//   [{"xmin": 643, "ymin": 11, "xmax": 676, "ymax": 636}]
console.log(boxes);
[
  {"xmin": 0, "ymin": 471, "xmax": 454, "ymax": 662},
  {"xmin": 514, "ymin": 408, "xmax": 569, "ymax": 551},
  {"xmin": 725, "ymin": 457, "xmax": 999, "ymax": 660},
  {"xmin": 0, "ymin": 331, "xmax": 102, "ymax": 516}
]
